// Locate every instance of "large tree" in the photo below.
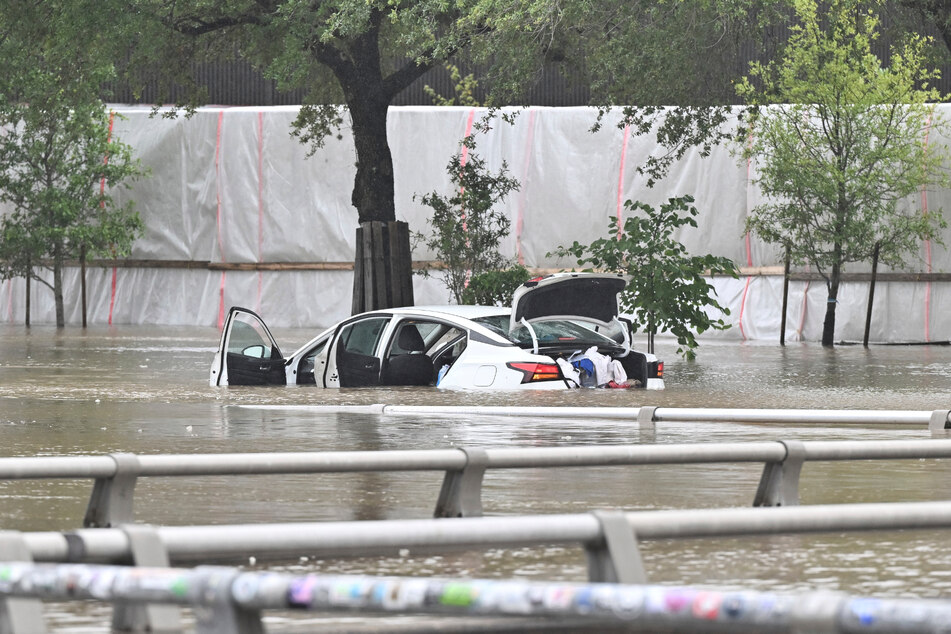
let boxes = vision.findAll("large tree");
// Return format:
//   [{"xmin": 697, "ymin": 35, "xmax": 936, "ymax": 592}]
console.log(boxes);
[
  {"xmin": 101, "ymin": 0, "xmax": 777, "ymax": 310},
  {"xmin": 737, "ymin": 0, "xmax": 949, "ymax": 346},
  {"xmin": 0, "ymin": 1, "xmax": 146, "ymax": 327}
]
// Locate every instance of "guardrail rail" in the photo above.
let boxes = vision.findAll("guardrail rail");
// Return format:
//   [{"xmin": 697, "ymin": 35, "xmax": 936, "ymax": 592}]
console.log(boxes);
[
  {"xmin": 3, "ymin": 563, "xmax": 951, "ymax": 634},
  {"xmin": 1, "ymin": 438, "xmax": 950, "ymax": 527}
]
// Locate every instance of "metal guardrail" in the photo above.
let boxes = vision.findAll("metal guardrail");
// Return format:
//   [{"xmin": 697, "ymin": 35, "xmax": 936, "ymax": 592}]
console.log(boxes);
[
  {"xmin": 3, "ymin": 562, "xmax": 951, "ymax": 634},
  {"xmin": 9, "ymin": 500, "xmax": 951, "ymax": 577},
  {"xmin": 239, "ymin": 404, "xmax": 951, "ymax": 429},
  {"xmin": 6, "ymin": 500, "xmax": 951, "ymax": 630},
  {"xmin": 2, "ymin": 438, "xmax": 951, "ymax": 527}
]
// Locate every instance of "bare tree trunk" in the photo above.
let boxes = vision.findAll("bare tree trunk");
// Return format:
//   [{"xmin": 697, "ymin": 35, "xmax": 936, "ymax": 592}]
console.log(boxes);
[
  {"xmin": 348, "ymin": 95, "xmax": 395, "ymax": 224},
  {"xmin": 80, "ymin": 244, "xmax": 88, "ymax": 328},
  {"xmin": 53, "ymin": 245, "xmax": 65, "ymax": 328},
  {"xmin": 863, "ymin": 242, "xmax": 880, "ymax": 348},
  {"xmin": 780, "ymin": 243, "xmax": 790, "ymax": 346},
  {"xmin": 821, "ymin": 266, "xmax": 840, "ymax": 347},
  {"xmin": 25, "ymin": 255, "xmax": 31, "ymax": 328}
]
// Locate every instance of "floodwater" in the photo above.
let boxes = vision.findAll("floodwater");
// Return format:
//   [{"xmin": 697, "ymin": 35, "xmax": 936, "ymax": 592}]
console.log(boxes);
[{"xmin": 3, "ymin": 324, "xmax": 951, "ymax": 631}]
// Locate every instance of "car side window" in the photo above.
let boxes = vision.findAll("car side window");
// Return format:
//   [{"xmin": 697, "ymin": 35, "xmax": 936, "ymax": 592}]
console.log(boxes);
[
  {"xmin": 228, "ymin": 318, "xmax": 275, "ymax": 358},
  {"xmin": 339, "ymin": 317, "xmax": 389, "ymax": 356}
]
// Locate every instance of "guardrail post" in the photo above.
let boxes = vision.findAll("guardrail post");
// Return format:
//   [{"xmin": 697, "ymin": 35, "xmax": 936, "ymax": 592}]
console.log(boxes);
[
  {"xmin": 584, "ymin": 511, "xmax": 647, "ymax": 584},
  {"xmin": 637, "ymin": 406, "xmax": 657, "ymax": 429},
  {"xmin": 929, "ymin": 410, "xmax": 951, "ymax": 433},
  {"xmin": 0, "ymin": 531, "xmax": 46, "ymax": 634},
  {"xmin": 753, "ymin": 440, "xmax": 806, "ymax": 507},
  {"xmin": 193, "ymin": 568, "xmax": 264, "ymax": 634},
  {"xmin": 433, "ymin": 448, "xmax": 488, "ymax": 518},
  {"xmin": 111, "ymin": 525, "xmax": 182, "ymax": 633},
  {"xmin": 84, "ymin": 453, "xmax": 141, "ymax": 528}
]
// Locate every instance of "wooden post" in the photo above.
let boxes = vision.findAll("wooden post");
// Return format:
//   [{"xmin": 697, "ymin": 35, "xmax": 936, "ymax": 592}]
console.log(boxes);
[
  {"xmin": 80, "ymin": 244, "xmax": 88, "ymax": 328},
  {"xmin": 351, "ymin": 221, "xmax": 414, "ymax": 315},
  {"xmin": 780, "ymin": 244, "xmax": 790, "ymax": 346},
  {"xmin": 863, "ymin": 242, "xmax": 880, "ymax": 348}
]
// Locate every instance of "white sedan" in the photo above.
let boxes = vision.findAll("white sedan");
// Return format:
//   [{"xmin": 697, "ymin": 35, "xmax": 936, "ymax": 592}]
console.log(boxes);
[{"xmin": 209, "ymin": 273, "xmax": 664, "ymax": 390}]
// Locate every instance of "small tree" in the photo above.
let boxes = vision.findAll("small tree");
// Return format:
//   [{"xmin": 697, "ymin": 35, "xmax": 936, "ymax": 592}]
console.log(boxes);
[
  {"xmin": 737, "ymin": 0, "xmax": 949, "ymax": 347},
  {"xmin": 553, "ymin": 196, "xmax": 737, "ymax": 359},
  {"xmin": 460, "ymin": 265, "xmax": 532, "ymax": 307},
  {"xmin": 0, "ymin": 65, "xmax": 145, "ymax": 327},
  {"xmin": 415, "ymin": 152, "xmax": 520, "ymax": 304}
]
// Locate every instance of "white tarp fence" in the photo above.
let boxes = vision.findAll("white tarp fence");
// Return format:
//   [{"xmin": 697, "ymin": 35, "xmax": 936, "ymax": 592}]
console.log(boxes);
[{"xmin": 1, "ymin": 105, "xmax": 949, "ymax": 343}]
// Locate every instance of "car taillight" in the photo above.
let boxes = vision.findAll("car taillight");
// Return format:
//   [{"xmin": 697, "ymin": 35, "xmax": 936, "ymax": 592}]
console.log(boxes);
[
  {"xmin": 507, "ymin": 362, "xmax": 563, "ymax": 384},
  {"xmin": 655, "ymin": 362, "xmax": 664, "ymax": 378}
]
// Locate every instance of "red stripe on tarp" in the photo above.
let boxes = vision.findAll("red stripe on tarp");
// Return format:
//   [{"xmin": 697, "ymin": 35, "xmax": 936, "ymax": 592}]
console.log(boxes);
[
  {"xmin": 108, "ymin": 267, "xmax": 117, "ymax": 326},
  {"xmin": 218, "ymin": 271, "xmax": 227, "ymax": 330},
  {"xmin": 256, "ymin": 111, "xmax": 265, "ymax": 312},
  {"xmin": 616, "ymin": 125, "xmax": 630, "ymax": 238},
  {"xmin": 460, "ymin": 109, "xmax": 475, "ymax": 164},
  {"xmin": 515, "ymin": 110, "xmax": 537, "ymax": 266},
  {"xmin": 215, "ymin": 111, "xmax": 227, "ymax": 329},
  {"xmin": 215, "ymin": 111, "xmax": 226, "ymax": 263},
  {"xmin": 459, "ymin": 109, "xmax": 476, "ymax": 231},
  {"xmin": 100, "ymin": 112, "xmax": 115, "ymax": 195},
  {"xmin": 460, "ymin": 109, "xmax": 476, "ymax": 288},
  {"xmin": 737, "ymin": 276, "xmax": 752, "ymax": 341},
  {"xmin": 744, "ymin": 132, "xmax": 754, "ymax": 267}
]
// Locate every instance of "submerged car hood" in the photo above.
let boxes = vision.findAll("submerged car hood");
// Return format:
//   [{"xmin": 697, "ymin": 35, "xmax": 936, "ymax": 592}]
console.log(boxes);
[{"xmin": 510, "ymin": 273, "xmax": 628, "ymax": 329}]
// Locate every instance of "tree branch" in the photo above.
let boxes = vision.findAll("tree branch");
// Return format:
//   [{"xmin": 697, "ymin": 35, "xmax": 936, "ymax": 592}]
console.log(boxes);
[{"xmin": 168, "ymin": 13, "xmax": 264, "ymax": 37}]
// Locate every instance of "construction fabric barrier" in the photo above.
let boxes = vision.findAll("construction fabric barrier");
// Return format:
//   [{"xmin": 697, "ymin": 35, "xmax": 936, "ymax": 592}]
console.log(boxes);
[{"xmin": 1, "ymin": 105, "xmax": 949, "ymax": 343}]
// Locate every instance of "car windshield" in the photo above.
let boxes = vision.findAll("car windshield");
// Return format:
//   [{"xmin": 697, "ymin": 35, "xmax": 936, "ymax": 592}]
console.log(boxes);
[{"xmin": 473, "ymin": 315, "xmax": 618, "ymax": 349}]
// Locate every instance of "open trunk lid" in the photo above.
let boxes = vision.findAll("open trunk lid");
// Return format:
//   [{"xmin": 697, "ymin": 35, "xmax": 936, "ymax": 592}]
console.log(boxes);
[{"xmin": 510, "ymin": 273, "xmax": 628, "ymax": 330}]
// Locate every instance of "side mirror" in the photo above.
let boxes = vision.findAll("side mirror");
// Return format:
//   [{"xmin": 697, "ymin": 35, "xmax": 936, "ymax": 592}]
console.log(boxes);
[{"xmin": 242, "ymin": 344, "xmax": 266, "ymax": 358}]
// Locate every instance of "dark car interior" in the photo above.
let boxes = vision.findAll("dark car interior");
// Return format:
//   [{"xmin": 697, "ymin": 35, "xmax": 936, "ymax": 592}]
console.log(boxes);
[{"xmin": 381, "ymin": 324, "xmax": 434, "ymax": 386}]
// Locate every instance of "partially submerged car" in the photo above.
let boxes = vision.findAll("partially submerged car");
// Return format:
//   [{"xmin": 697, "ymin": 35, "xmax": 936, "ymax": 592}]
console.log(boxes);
[{"xmin": 209, "ymin": 272, "xmax": 664, "ymax": 390}]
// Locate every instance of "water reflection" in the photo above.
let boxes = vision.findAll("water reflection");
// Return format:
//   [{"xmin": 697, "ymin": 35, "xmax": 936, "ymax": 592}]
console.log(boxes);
[{"xmin": 2, "ymin": 325, "xmax": 951, "ymax": 630}]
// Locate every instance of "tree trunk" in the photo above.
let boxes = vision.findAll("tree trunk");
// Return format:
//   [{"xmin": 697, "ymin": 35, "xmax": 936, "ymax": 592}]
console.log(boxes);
[
  {"xmin": 348, "ymin": 95, "xmax": 395, "ymax": 224},
  {"xmin": 53, "ymin": 245, "xmax": 65, "ymax": 328},
  {"xmin": 25, "ymin": 255, "xmax": 31, "ymax": 328},
  {"xmin": 780, "ymin": 243, "xmax": 790, "ymax": 346},
  {"xmin": 335, "ymin": 34, "xmax": 409, "ymax": 311},
  {"xmin": 863, "ymin": 242, "xmax": 880, "ymax": 348},
  {"xmin": 821, "ymin": 265, "xmax": 840, "ymax": 347},
  {"xmin": 80, "ymin": 244, "xmax": 88, "ymax": 328}
]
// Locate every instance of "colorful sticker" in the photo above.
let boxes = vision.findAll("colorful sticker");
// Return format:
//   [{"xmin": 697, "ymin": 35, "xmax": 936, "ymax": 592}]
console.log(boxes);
[
  {"xmin": 573, "ymin": 586, "xmax": 595, "ymax": 614},
  {"xmin": 691, "ymin": 592, "xmax": 722, "ymax": 620},
  {"xmin": 664, "ymin": 588, "xmax": 695, "ymax": 613},
  {"xmin": 721, "ymin": 594, "xmax": 746, "ymax": 620},
  {"xmin": 848, "ymin": 598, "xmax": 882, "ymax": 626},
  {"xmin": 543, "ymin": 586, "xmax": 575, "ymax": 611},
  {"xmin": 287, "ymin": 575, "xmax": 318, "ymax": 608}
]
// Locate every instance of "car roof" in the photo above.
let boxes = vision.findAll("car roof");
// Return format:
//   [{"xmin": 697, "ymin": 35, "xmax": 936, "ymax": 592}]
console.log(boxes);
[
  {"xmin": 383, "ymin": 305, "xmax": 507, "ymax": 319},
  {"xmin": 285, "ymin": 304, "xmax": 510, "ymax": 360}
]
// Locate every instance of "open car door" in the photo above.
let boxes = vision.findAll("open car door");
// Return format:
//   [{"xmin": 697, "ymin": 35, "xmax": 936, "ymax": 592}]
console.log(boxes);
[
  {"xmin": 332, "ymin": 316, "xmax": 389, "ymax": 387},
  {"xmin": 209, "ymin": 307, "xmax": 286, "ymax": 386}
]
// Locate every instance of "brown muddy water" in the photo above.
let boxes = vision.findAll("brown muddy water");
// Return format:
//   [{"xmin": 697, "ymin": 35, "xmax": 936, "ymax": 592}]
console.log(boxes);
[{"xmin": 3, "ymin": 324, "xmax": 951, "ymax": 631}]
